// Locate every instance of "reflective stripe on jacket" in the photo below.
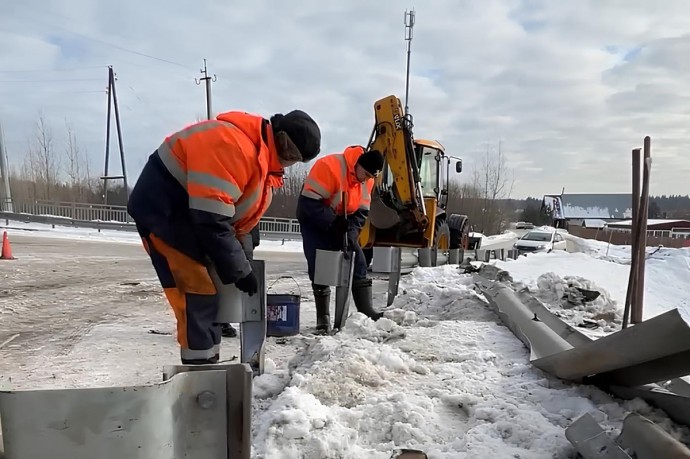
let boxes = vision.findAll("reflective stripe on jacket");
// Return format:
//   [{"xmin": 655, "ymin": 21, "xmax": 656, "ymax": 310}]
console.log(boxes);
[
  {"xmin": 300, "ymin": 146, "xmax": 373, "ymax": 216},
  {"xmin": 156, "ymin": 112, "xmax": 284, "ymax": 236}
]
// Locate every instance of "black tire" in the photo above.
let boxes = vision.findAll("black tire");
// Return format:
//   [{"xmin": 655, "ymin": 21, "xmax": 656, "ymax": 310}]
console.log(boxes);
[
  {"xmin": 432, "ymin": 218, "xmax": 451, "ymax": 266},
  {"xmin": 447, "ymin": 214, "xmax": 469, "ymax": 250}
]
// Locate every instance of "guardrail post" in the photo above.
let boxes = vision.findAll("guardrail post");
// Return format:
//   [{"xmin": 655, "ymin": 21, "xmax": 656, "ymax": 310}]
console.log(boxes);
[{"xmin": 418, "ymin": 248, "xmax": 432, "ymax": 267}]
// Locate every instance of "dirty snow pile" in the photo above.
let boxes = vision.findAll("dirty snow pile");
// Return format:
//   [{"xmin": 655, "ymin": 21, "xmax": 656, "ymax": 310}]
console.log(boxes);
[
  {"xmin": 250, "ymin": 265, "xmax": 687, "ymax": 458},
  {"xmin": 494, "ymin": 237, "xmax": 690, "ymax": 329}
]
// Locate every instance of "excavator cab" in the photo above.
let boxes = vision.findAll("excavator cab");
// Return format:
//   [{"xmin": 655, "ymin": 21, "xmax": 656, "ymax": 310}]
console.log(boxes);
[{"xmin": 414, "ymin": 139, "xmax": 468, "ymax": 252}]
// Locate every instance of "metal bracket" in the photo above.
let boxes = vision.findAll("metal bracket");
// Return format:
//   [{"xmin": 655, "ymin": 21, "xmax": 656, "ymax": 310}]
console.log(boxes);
[
  {"xmin": 314, "ymin": 248, "xmax": 356, "ymax": 332},
  {"xmin": 371, "ymin": 246, "xmax": 402, "ymax": 307},
  {"xmin": 333, "ymin": 251, "xmax": 355, "ymax": 331},
  {"xmin": 163, "ymin": 363, "xmax": 253, "ymax": 459},
  {"xmin": 240, "ymin": 259, "xmax": 266, "ymax": 377},
  {"xmin": 0, "ymin": 368, "xmax": 241, "ymax": 459},
  {"xmin": 417, "ymin": 247, "xmax": 432, "ymax": 267},
  {"xmin": 565, "ymin": 413, "xmax": 631, "ymax": 458}
]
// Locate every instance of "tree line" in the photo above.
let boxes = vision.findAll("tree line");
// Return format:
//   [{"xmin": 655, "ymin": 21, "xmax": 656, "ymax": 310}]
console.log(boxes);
[{"xmin": 4, "ymin": 116, "xmax": 537, "ymax": 233}]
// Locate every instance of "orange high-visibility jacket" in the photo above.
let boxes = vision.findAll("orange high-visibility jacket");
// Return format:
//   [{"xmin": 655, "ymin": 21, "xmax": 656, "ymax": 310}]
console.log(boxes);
[
  {"xmin": 127, "ymin": 111, "xmax": 283, "ymax": 284},
  {"xmin": 300, "ymin": 145, "xmax": 374, "ymax": 220},
  {"xmin": 158, "ymin": 112, "xmax": 283, "ymax": 236}
]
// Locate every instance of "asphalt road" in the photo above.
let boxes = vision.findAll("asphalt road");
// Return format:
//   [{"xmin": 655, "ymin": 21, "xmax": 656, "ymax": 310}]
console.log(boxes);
[{"xmin": 0, "ymin": 234, "xmax": 395, "ymax": 389}]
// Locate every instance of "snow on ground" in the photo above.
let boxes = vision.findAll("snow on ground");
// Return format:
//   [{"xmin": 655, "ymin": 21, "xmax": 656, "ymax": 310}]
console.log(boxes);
[
  {"xmin": 3, "ymin": 227, "xmax": 690, "ymax": 457},
  {"xmin": 492, "ymin": 235, "xmax": 690, "ymax": 328},
  {"xmin": 250, "ymin": 265, "xmax": 690, "ymax": 458},
  {"xmin": 472, "ymin": 231, "xmax": 520, "ymax": 249},
  {"xmin": 0, "ymin": 219, "xmax": 303, "ymax": 253},
  {"xmin": 1, "ymin": 220, "xmax": 141, "ymax": 244}
]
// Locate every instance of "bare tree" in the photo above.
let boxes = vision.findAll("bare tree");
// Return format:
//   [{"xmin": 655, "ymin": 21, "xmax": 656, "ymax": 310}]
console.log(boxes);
[
  {"xmin": 266, "ymin": 165, "xmax": 308, "ymax": 218},
  {"xmin": 63, "ymin": 120, "xmax": 97, "ymax": 202},
  {"xmin": 64, "ymin": 119, "xmax": 83, "ymax": 200},
  {"xmin": 28, "ymin": 113, "xmax": 60, "ymax": 199},
  {"xmin": 471, "ymin": 141, "xmax": 515, "ymax": 234},
  {"xmin": 446, "ymin": 141, "xmax": 515, "ymax": 235}
]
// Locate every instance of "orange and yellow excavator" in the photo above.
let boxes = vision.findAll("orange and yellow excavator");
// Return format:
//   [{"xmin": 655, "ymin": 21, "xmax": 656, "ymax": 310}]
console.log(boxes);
[{"xmin": 358, "ymin": 94, "xmax": 472, "ymax": 266}]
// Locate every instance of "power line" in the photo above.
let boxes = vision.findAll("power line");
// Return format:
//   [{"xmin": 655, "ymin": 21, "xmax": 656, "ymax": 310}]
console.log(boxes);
[
  {"xmin": 0, "ymin": 78, "xmax": 102, "ymax": 83},
  {"xmin": 0, "ymin": 66, "xmax": 108, "ymax": 73},
  {"xmin": 11, "ymin": 8, "xmax": 193, "ymax": 71}
]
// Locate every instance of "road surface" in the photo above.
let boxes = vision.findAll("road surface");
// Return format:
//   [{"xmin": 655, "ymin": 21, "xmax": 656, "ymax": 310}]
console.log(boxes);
[{"xmin": 0, "ymin": 234, "xmax": 389, "ymax": 390}]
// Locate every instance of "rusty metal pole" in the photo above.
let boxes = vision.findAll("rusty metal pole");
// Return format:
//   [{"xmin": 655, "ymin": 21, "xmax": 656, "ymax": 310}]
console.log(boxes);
[
  {"xmin": 632, "ymin": 147, "xmax": 641, "ymax": 257},
  {"xmin": 623, "ymin": 148, "xmax": 642, "ymax": 329},
  {"xmin": 632, "ymin": 137, "xmax": 651, "ymax": 323}
]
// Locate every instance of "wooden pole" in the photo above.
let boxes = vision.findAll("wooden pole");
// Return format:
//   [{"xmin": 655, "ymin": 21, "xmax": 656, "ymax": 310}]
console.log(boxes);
[
  {"xmin": 623, "ymin": 148, "xmax": 641, "ymax": 328},
  {"xmin": 632, "ymin": 138, "xmax": 651, "ymax": 323}
]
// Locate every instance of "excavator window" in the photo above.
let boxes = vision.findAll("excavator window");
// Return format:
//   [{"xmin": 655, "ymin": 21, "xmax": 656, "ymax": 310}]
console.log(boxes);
[{"xmin": 418, "ymin": 146, "xmax": 441, "ymax": 198}]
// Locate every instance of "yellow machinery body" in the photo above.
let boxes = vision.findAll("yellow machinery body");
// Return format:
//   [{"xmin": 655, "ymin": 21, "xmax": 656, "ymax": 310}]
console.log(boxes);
[{"xmin": 358, "ymin": 95, "xmax": 469, "ymax": 254}]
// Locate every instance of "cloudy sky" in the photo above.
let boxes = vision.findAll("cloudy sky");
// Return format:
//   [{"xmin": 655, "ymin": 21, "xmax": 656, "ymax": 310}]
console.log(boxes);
[{"xmin": 1, "ymin": 0, "xmax": 690, "ymax": 199}]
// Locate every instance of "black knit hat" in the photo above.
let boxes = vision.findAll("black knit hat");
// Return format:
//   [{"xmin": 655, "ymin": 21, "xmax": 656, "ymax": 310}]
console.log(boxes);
[
  {"xmin": 270, "ymin": 110, "xmax": 321, "ymax": 161},
  {"xmin": 356, "ymin": 149, "xmax": 384, "ymax": 176}
]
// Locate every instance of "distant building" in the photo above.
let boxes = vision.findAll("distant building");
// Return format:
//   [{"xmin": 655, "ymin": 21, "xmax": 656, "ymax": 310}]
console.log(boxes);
[
  {"xmin": 541, "ymin": 193, "xmax": 632, "ymax": 228},
  {"xmin": 582, "ymin": 219, "xmax": 608, "ymax": 229},
  {"xmin": 608, "ymin": 219, "xmax": 690, "ymax": 239}
]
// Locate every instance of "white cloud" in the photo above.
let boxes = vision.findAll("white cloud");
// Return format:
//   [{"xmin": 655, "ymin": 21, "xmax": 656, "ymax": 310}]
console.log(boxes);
[{"xmin": 1, "ymin": 0, "xmax": 690, "ymax": 199}]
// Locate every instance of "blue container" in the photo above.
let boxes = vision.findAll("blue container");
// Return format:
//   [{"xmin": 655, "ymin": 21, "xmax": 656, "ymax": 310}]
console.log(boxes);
[{"xmin": 266, "ymin": 293, "xmax": 301, "ymax": 337}]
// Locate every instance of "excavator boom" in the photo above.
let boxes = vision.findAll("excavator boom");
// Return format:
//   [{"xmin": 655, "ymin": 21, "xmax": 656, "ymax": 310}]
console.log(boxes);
[{"xmin": 360, "ymin": 95, "xmax": 433, "ymax": 248}]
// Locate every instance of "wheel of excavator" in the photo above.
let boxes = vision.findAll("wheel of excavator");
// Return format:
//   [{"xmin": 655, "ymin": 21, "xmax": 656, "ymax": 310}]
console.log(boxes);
[
  {"xmin": 447, "ymin": 213, "xmax": 469, "ymax": 250},
  {"xmin": 432, "ymin": 217, "xmax": 451, "ymax": 266}
]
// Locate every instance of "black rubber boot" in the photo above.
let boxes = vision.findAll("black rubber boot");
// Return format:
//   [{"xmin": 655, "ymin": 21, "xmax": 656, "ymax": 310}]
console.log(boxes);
[
  {"xmin": 352, "ymin": 278, "xmax": 383, "ymax": 321},
  {"xmin": 181, "ymin": 353, "xmax": 220, "ymax": 365},
  {"xmin": 313, "ymin": 284, "xmax": 331, "ymax": 334},
  {"xmin": 220, "ymin": 323, "xmax": 237, "ymax": 338}
]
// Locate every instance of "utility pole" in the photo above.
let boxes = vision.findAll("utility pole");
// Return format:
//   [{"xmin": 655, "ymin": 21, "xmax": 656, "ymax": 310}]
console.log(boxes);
[
  {"xmin": 101, "ymin": 66, "xmax": 129, "ymax": 206},
  {"xmin": 404, "ymin": 9, "xmax": 416, "ymax": 117},
  {"xmin": 195, "ymin": 59, "xmax": 217, "ymax": 120},
  {"xmin": 0, "ymin": 120, "xmax": 12, "ymax": 212}
]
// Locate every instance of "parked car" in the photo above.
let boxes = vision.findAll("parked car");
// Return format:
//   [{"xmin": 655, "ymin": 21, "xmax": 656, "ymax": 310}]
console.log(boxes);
[
  {"xmin": 513, "ymin": 229, "xmax": 567, "ymax": 254},
  {"xmin": 515, "ymin": 221, "xmax": 535, "ymax": 229}
]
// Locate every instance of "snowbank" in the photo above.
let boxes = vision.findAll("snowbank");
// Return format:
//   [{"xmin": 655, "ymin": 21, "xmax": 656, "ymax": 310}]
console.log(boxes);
[
  {"xmin": 250, "ymin": 265, "xmax": 689, "ymax": 457},
  {"xmin": 1, "ymin": 221, "xmax": 141, "ymax": 244},
  {"xmin": 494, "ymin": 237, "xmax": 690, "ymax": 326},
  {"xmin": 256, "ymin": 239, "xmax": 303, "ymax": 253},
  {"xmin": 479, "ymin": 231, "xmax": 519, "ymax": 249},
  {"xmin": 0, "ymin": 220, "xmax": 303, "ymax": 253}
]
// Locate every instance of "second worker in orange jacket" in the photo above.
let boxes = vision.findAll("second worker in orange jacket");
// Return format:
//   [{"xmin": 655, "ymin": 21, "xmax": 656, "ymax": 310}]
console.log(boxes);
[{"xmin": 296, "ymin": 146, "xmax": 385, "ymax": 333}]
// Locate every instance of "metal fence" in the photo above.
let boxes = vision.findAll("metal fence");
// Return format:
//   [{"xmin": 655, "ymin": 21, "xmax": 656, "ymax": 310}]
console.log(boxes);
[{"xmin": 1, "ymin": 199, "xmax": 302, "ymax": 236}]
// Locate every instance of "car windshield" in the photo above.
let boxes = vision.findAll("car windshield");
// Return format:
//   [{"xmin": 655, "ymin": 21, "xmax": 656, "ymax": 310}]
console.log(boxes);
[{"xmin": 521, "ymin": 231, "xmax": 552, "ymax": 242}]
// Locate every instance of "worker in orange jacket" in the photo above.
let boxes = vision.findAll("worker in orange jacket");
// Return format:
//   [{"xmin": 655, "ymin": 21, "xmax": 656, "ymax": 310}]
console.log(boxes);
[
  {"xmin": 296, "ymin": 146, "xmax": 385, "ymax": 333},
  {"xmin": 127, "ymin": 109, "xmax": 321, "ymax": 364}
]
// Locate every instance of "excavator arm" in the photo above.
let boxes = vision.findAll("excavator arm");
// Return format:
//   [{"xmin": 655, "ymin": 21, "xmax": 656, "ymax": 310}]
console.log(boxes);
[{"xmin": 359, "ymin": 95, "xmax": 433, "ymax": 248}]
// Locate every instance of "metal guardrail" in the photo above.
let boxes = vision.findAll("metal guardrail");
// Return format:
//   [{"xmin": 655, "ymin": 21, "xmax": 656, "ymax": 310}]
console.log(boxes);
[{"xmin": 1, "ymin": 200, "xmax": 302, "ymax": 236}]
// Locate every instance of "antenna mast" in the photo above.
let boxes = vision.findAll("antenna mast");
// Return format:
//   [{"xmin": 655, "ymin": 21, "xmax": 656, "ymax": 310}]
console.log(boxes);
[{"xmin": 404, "ymin": 9, "xmax": 416, "ymax": 117}]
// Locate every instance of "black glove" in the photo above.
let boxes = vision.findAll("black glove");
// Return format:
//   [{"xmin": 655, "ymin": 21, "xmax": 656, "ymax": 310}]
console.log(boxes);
[
  {"xmin": 235, "ymin": 271, "xmax": 258, "ymax": 296},
  {"xmin": 331, "ymin": 216, "xmax": 349, "ymax": 236}
]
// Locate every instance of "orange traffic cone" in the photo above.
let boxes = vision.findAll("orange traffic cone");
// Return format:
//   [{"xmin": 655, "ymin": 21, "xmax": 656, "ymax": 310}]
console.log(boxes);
[{"xmin": 1, "ymin": 231, "xmax": 15, "ymax": 260}]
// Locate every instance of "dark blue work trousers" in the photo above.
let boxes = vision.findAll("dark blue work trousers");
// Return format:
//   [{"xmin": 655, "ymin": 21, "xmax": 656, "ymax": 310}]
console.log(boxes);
[{"xmin": 300, "ymin": 223, "xmax": 367, "ymax": 284}]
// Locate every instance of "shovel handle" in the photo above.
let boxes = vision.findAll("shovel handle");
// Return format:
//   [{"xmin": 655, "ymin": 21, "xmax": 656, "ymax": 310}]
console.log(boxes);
[{"xmin": 342, "ymin": 191, "xmax": 348, "ymax": 253}]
